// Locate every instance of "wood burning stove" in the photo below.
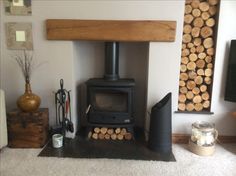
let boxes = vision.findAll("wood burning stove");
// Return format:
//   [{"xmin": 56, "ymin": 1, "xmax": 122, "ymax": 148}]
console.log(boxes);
[{"xmin": 86, "ymin": 42, "xmax": 135, "ymax": 126}]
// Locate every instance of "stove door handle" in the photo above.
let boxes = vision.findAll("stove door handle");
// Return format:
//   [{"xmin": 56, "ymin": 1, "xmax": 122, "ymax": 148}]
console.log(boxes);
[{"xmin": 86, "ymin": 104, "xmax": 91, "ymax": 115}]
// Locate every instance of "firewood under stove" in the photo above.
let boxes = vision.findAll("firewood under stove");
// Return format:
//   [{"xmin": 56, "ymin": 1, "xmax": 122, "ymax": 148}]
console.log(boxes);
[{"xmin": 88, "ymin": 127, "xmax": 133, "ymax": 141}]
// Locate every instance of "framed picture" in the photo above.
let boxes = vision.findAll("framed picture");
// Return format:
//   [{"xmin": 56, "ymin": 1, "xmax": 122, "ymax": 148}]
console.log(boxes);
[
  {"xmin": 4, "ymin": 0, "xmax": 32, "ymax": 16},
  {"xmin": 6, "ymin": 22, "xmax": 33, "ymax": 50}
]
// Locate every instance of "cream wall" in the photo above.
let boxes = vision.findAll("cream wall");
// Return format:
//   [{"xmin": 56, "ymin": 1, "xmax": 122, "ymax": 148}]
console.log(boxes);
[{"xmin": 0, "ymin": 1, "xmax": 236, "ymax": 138}]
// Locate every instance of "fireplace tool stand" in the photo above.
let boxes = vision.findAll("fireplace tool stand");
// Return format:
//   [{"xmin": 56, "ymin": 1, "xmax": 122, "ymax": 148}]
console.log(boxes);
[{"xmin": 55, "ymin": 79, "xmax": 74, "ymax": 137}]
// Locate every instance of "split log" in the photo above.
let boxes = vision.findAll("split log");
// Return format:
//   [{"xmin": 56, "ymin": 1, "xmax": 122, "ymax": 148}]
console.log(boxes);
[
  {"xmin": 111, "ymin": 133, "xmax": 117, "ymax": 140},
  {"xmin": 180, "ymin": 87, "xmax": 188, "ymax": 94},
  {"xmin": 187, "ymin": 42, "xmax": 194, "ymax": 48},
  {"xmin": 98, "ymin": 133, "xmax": 105, "ymax": 140},
  {"xmin": 185, "ymin": 4, "xmax": 193, "ymax": 14},
  {"xmin": 115, "ymin": 128, "xmax": 121, "ymax": 134},
  {"xmin": 186, "ymin": 91, "xmax": 194, "ymax": 100},
  {"xmin": 205, "ymin": 68, "xmax": 213, "ymax": 76},
  {"xmin": 192, "ymin": 87, "xmax": 200, "ymax": 95},
  {"xmin": 187, "ymin": 61, "xmax": 196, "ymax": 70},
  {"xmin": 183, "ymin": 25, "xmax": 192, "ymax": 34},
  {"xmin": 189, "ymin": 53, "xmax": 198, "ymax": 62},
  {"xmin": 202, "ymin": 92, "xmax": 210, "ymax": 100},
  {"xmin": 209, "ymin": 6, "xmax": 217, "ymax": 16},
  {"xmin": 100, "ymin": 127, "xmax": 108, "ymax": 134},
  {"xmin": 92, "ymin": 133, "xmax": 98, "ymax": 140},
  {"xmin": 196, "ymin": 59, "xmax": 206, "ymax": 68},
  {"xmin": 199, "ymin": 2, "xmax": 210, "ymax": 12},
  {"xmin": 201, "ymin": 12, "xmax": 210, "ymax": 20},
  {"xmin": 206, "ymin": 18, "xmax": 215, "ymax": 27},
  {"xmin": 120, "ymin": 128, "xmax": 127, "ymax": 136},
  {"xmin": 203, "ymin": 37, "xmax": 214, "ymax": 48},
  {"xmin": 197, "ymin": 68, "xmax": 205, "ymax": 76},
  {"xmin": 200, "ymin": 85, "xmax": 207, "ymax": 92},
  {"xmin": 195, "ymin": 103, "xmax": 203, "ymax": 111},
  {"xmin": 124, "ymin": 133, "xmax": 132, "ymax": 140},
  {"xmin": 207, "ymin": 48, "xmax": 214, "ymax": 56},
  {"xmin": 207, "ymin": 63, "xmax": 213, "ymax": 69},
  {"xmin": 196, "ymin": 45, "xmax": 204, "ymax": 53},
  {"xmin": 187, "ymin": 80, "xmax": 196, "ymax": 90},
  {"xmin": 107, "ymin": 128, "xmax": 114, "ymax": 135},
  {"xmin": 181, "ymin": 57, "xmax": 189, "ymax": 64},
  {"xmin": 180, "ymin": 73, "xmax": 189, "ymax": 81},
  {"xmin": 208, "ymin": 0, "xmax": 219, "ymax": 6},
  {"xmin": 179, "ymin": 80, "xmax": 186, "ymax": 87},
  {"xmin": 182, "ymin": 48, "xmax": 190, "ymax": 57},
  {"xmin": 184, "ymin": 14, "xmax": 194, "ymax": 24},
  {"xmin": 183, "ymin": 34, "xmax": 192, "ymax": 43},
  {"xmin": 178, "ymin": 103, "xmax": 186, "ymax": 111},
  {"xmin": 179, "ymin": 94, "xmax": 187, "ymax": 103},
  {"xmin": 117, "ymin": 134, "xmax": 124, "ymax": 140},
  {"xmin": 198, "ymin": 52, "xmax": 207, "ymax": 59},
  {"xmin": 190, "ymin": 47, "xmax": 196, "ymax": 53},
  {"xmin": 191, "ymin": 27, "xmax": 201, "ymax": 38},
  {"xmin": 188, "ymin": 71, "xmax": 197, "ymax": 79},
  {"xmin": 193, "ymin": 38, "xmax": 202, "ymax": 46},
  {"xmin": 203, "ymin": 100, "xmax": 210, "ymax": 108},
  {"xmin": 205, "ymin": 56, "xmax": 213, "ymax": 63},
  {"xmin": 200, "ymin": 26, "xmax": 213, "ymax": 38},
  {"xmin": 194, "ymin": 75, "xmax": 203, "ymax": 85},
  {"xmin": 191, "ymin": 0, "xmax": 200, "ymax": 9},
  {"xmin": 192, "ymin": 8, "xmax": 201, "ymax": 17},
  {"xmin": 94, "ymin": 127, "xmax": 100, "ymax": 134},
  {"xmin": 193, "ymin": 95, "xmax": 202, "ymax": 103},
  {"xmin": 88, "ymin": 131, "xmax": 92, "ymax": 139},
  {"xmin": 193, "ymin": 17, "xmax": 204, "ymax": 28},
  {"xmin": 204, "ymin": 77, "xmax": 212, "ymax": 84},
  {"xmin": 186, "ymin": 103, "xmax": 195, "ymax": 111},
  {"xmin": 104, "ymin": 134, "xmax": 111, "ymax": 140}
]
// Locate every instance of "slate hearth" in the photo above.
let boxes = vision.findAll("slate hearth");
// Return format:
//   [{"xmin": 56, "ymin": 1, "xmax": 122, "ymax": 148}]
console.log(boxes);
[{"xmin": 38, "ymin": 128, "xmax": 175, "ymax": 162}]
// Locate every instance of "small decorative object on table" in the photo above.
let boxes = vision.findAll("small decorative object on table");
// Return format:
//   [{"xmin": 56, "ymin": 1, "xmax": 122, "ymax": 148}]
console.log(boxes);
[
  {"xmin": 7, "ymin": 108, "xmax": 49, "ymax": 148},
  {"xmin": 14, "ymin": 50, "xmax": 41, "ymax": 112},
  {"xmin": 189, "ymin": 121, "xmax": 218, "ymax": 156}
]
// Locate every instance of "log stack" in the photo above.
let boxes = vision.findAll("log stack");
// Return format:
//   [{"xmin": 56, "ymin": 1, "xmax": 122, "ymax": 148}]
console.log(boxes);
[
  {"xmin": 178, "ymin": 0, "xmax": 219, "ymax": 112},
  {"xmin": 88, "ymin": 127, "xmax": 133, "ymax": 141}
]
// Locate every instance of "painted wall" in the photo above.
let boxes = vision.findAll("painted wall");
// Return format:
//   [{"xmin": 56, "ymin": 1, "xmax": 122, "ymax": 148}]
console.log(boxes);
[{"xmin": 0, "ymin": 1, "xmax": 236, "ymax": 138}]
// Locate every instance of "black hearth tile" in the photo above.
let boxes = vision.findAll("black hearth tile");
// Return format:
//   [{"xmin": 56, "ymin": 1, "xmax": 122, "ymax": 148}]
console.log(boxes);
[{"xmin": 38, "ymin": 129, "xmax": 175, "ymax": 162}]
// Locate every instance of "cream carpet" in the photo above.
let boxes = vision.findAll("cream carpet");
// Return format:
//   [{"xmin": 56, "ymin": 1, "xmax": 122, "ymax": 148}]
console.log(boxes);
[{"xmin": 0, "ymin": 144, "xmax": 235, "ymax": 176}]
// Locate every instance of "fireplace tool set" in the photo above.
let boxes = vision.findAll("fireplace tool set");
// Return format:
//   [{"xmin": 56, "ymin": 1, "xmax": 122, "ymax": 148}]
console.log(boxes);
[{"xmin": 55, "ymin": 79, "xmax": 74, "ymax": 137}]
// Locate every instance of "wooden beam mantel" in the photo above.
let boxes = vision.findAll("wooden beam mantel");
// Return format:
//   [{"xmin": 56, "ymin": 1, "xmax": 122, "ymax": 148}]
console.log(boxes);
[{"xmin": 46, "ymin": 19, "xmax": 176, "ymax": 42}]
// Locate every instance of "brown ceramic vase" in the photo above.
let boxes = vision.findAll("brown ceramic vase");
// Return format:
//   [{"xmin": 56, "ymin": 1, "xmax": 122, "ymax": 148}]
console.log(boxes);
[{"xmin": 17, "ymin": 83, "xmax": 41, "ymax": 112}]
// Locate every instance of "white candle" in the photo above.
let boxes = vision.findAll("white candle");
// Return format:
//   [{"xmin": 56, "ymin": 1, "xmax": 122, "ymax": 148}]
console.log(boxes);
[{"xmin": 0, "ymin": 89, "xmax": 8, "ymax": 148}]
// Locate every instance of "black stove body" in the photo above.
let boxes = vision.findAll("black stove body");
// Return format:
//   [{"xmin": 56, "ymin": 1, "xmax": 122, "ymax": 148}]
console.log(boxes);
[{"xmin": 86, "ymin": 42, "xmax": 135, "ymax": 126}]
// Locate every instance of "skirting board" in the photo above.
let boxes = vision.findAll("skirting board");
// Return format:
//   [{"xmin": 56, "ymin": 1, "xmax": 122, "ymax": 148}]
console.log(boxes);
[{"xmin": 172, "ymin": 134, "xmax": 236, "ymax": 144}]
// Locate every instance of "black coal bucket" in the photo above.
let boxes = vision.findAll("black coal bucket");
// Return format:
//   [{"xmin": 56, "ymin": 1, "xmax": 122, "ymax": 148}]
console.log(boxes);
[{"xmin": 148, "ymin": 92, "xmax": 172, "ymax": 154}]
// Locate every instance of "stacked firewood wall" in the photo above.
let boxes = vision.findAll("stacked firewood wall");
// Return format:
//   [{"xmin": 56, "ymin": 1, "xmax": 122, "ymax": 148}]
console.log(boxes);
[
  {"xmin": 88, "ymin": 127, "xmax": 133, "ymax": 141},
  {"xmin": 178, "ymin": 0, "xmax": 220, "ymax": 112}
]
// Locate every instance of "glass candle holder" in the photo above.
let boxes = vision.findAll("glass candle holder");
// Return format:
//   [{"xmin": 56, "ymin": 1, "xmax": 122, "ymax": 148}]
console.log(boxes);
[{"xmin": 191, "ymin": 121, "xmax": 218, "ymax": 147}]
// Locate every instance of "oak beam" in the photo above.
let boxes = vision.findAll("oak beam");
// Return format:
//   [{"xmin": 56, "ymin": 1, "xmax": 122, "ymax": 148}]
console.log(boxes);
[{"xmin": 46, "ymin": 19, "xmax": 176, "ymax": 42}]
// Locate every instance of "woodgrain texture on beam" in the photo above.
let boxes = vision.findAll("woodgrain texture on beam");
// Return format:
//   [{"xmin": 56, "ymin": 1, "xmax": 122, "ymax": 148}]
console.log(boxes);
[{"xmin": 46, "ymin": 19, "xmax": 176, "ymax": 42}]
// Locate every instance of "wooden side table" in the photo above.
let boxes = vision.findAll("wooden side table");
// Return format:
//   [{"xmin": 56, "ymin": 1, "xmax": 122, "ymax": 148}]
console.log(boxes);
[{"xmin": 7, "ymin": 108, "xmax": 49, "ymax": 148}]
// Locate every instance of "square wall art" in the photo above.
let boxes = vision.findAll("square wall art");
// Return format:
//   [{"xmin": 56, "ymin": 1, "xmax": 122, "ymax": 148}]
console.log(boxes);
[
  {"xmin": 4, "ymin": 0, "xmax": 32, "ymax": 16},
  {"xmin": 6, "ymin": 22, "xmax": 33, "ymax": 50}
]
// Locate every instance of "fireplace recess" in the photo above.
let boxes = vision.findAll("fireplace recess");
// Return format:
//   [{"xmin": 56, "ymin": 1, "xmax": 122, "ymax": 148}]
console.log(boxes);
[{"xmin": 86, "ymin": 42, "xmax": 135, "ymax": 127}]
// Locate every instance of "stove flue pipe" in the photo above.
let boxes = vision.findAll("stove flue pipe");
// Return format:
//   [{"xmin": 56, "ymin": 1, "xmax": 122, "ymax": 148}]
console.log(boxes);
[{"xmin": 104, "ymin": 42, "xmax": 119, "ymax": 81}]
